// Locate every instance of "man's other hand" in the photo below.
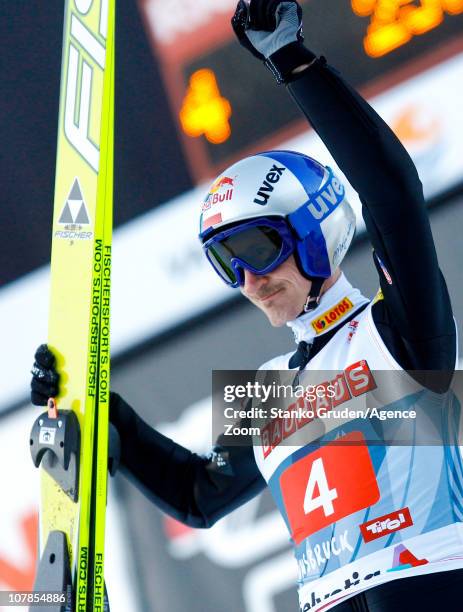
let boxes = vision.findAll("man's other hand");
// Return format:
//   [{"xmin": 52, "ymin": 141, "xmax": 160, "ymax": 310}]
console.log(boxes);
[{"xmin": 231, "ymin": 0, "xmax": 315, "ymax": 83}]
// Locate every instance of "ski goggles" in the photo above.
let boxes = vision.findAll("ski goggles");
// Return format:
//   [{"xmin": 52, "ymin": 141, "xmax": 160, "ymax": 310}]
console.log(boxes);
[{"xmin": 202, "ymin": 217, "xmax": 295, "ymax": 287}]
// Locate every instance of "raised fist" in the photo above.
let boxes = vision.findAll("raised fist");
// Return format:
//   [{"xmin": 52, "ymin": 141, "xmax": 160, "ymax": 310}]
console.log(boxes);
[{"xmin": 231, "ymin": 0, "xmax": 314, "ymax": 83}]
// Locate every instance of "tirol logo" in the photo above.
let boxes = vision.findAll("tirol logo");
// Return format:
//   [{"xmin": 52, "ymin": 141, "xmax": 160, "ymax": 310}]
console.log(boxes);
[
  {"xmin": 202, "ymin": 176, "xmax": 234, "ymax": 211},
  {"xmin": 360, "ymin": 507, "xmax": 413, "ymax": 543},
  {"xmin": 311, "ymin": 297, "xmax": 353, "ymax": 334},
  {"xmin": 307, "ymin": 174, "xmax": 344, "ymax": 220},
  {"xmin": 253, "ymin": 164, "xmax": 286, "ymax": 205}
]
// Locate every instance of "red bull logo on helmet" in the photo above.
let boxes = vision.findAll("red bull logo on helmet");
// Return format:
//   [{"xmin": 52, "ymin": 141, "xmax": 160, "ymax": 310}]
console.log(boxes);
[
  {"xmin": 210, "ymin": 176, "xmax": 234, "ymax": 193},
  {"xmin": 202, "ymin": 176, "xmax": 234, "ymax": 211}
]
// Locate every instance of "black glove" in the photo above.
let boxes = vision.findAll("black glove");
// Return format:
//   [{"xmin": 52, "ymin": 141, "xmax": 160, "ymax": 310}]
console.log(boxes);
[
  {"xmin": 231, "ymin": 0, "xmax": 316, "ymax": 84},
  {"xmin": 30, "ymin": 344, "xmax": 60, "ymax": 406},
  {"xmin": 31, "ymin": 346, "xmax": 122, "ymax": 418}
]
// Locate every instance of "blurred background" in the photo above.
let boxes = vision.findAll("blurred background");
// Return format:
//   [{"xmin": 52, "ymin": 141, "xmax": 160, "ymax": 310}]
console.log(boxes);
[{"xmin": 1, "ymin": 1, "xmax": 463, "ymax": 610}]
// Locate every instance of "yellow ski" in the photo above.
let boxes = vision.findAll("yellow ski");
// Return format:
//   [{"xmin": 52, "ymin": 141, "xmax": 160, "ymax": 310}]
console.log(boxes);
[{"xmin": 29, "ymin": 1, "xmax": 115, "ymax": 609}]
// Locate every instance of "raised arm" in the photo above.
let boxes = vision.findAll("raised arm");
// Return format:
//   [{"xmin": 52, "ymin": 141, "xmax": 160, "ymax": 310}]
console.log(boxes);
[
  {"xmin": 232, "ymin": 0, "xmax": 456, "ymax": 374},
  {"xmin": 287, "ymin": 58, "xmax": 455, "ymax": 372}
]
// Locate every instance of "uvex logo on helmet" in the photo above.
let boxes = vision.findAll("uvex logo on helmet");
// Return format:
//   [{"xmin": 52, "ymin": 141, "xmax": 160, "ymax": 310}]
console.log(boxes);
[
  {"xmin": 253, "ymin": 165, "xmax": 286, "ymax": 205},
  {"xmin": 307, "ymin": 176, "xmax": 344, "ymax": 220}
]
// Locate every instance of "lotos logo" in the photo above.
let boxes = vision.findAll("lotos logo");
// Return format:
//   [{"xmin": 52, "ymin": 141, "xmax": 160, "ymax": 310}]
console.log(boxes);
[
  {"xmin": 253, "ymin": 164, "xmax": 286, "ymax": 205},
  {"xmin": 307, "ymin": 174, "xmax": 344, "ymax": 220},
  {"xmin": 312, "ymin": 297, "xmax": 353, "ymax": 334},
  {"xmin": 360, "ymin": 507, "xmax": 413, "ymax": 543},
  {"xmin": 202, "ymin": 176, "xmax": 234, "ymax": 211}
]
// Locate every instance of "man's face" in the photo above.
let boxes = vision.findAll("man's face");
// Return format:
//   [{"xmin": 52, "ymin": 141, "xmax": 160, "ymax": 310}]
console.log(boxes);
[{"xmin": 240, "ymin": 255, "xmax": 311, "ymax": 327}]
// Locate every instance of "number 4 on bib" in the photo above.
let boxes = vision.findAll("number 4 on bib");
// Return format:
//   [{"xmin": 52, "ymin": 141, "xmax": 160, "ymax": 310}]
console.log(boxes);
[
  {"xmin": 303, "ymin": 457, "xmax": 338, "ymax": 516},
  {"xmin": 280, "ymin": 432, "xmax": 380, "ymax": 544}
]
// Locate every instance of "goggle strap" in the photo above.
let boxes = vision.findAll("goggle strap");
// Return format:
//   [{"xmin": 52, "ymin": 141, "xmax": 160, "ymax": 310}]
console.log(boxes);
[{"xmin": 303, "ymin": 276, "xmax": 324, "ymax": 312}]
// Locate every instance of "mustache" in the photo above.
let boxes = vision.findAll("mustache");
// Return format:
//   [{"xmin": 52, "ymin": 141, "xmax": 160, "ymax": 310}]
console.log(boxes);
[{"xmin": 251, "ymin": 286, "xmax": 284, "ymax": 300}]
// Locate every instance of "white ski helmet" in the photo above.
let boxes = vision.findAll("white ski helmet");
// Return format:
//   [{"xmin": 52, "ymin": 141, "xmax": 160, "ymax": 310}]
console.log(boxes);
[{"xmin": 199, "ymin": 150, "xmax": 356, "ymax": 289}]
